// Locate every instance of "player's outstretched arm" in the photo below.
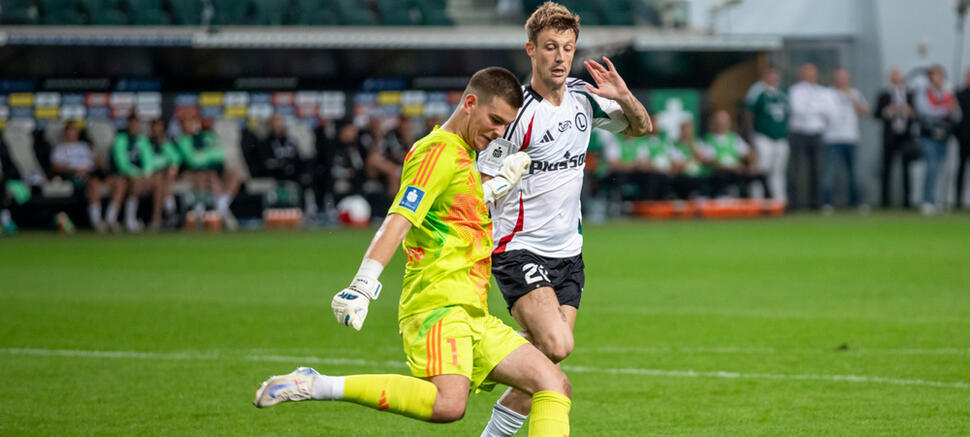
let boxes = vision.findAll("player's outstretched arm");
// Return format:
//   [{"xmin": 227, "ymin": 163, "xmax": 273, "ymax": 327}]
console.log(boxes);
[
  {"xmin": 331, "ymin": 213, "xmax": 412, "ymax": 330},
  {"xmin": 584, "ymin": 56, "xmax": 653, "ymax": 137}
]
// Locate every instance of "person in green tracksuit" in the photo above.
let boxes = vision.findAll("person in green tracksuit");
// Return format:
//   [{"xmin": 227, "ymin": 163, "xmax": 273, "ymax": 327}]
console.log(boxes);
[
  {"xmin": 177, "ymin": 115, "xmax": 240, "ymax": 229},
  {"xmin": 669, "ymin": 120, "xmax": 714, "ymax": 198},
  {"xmin": 149, "ymin": 118, "xmax": 181, "ymax": 230},
  {"xmin": 111, "ymin": 114, "xmax": 160, "ymax": 233},
  {"xmin": 0, "ymin": 136, "xmax": 29, "ymax": 235},
  {"xmin": 695, "ymin": 110, "xmax": 761, "ymax": 198},
  {"xmin": 602, "ymin": 129, "xmax": 651, "ymax": 200}
]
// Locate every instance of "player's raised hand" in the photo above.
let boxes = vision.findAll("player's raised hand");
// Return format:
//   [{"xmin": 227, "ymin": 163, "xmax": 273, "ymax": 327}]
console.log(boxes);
[
  {"xmin": 583, "ymin": 56, "xmax": 632, "ymax": 101},
  {"xmin": 331, "ymin": 275, "xmax": 382, "ymax": 331}
]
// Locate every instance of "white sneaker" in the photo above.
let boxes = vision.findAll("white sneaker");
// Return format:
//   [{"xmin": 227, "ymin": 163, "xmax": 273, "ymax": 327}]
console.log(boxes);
[
  {"xmin": 821, "ymin": 205, "xmax": 834, "ymax": 216},
  {"xmin": 125, "ymin": 220, "xmax": 143, "ymax": 233},
  {"xmin": 920, "ymin": 203, "xmax": 937, "ymax": 216},
  {"xmin": 222, "ymin": 211, "xmax": 239, "ymax": 231},
  {"xmin": 254, "ymin": 367, "xmax": 319, "ymax": 408},
  {"xmin": 857, "ymin": 204, "xmax": 870, "ymax": 216}
]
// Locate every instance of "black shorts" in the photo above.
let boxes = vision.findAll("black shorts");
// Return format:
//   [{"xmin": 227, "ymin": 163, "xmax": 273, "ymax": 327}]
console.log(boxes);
[{"xmin": 491, "ymin": 249, "xmax": 585, "ymax": 311}]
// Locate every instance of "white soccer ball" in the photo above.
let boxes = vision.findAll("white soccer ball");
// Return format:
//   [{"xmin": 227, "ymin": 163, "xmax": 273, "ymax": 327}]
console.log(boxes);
[{"xmin": 337, "ymin": 195, "xmax": 371, "ymax": 227}]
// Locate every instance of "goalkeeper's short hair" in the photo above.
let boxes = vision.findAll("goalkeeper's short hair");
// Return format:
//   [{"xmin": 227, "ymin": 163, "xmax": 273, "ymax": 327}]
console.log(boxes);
[{"xmin": 464, "ymin": 67, "xmax": 523, "ymax": 109}]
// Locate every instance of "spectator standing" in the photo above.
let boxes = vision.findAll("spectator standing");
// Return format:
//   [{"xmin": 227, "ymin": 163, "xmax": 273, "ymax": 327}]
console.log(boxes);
[
  {"xmin": 744, "ymin": 64, "xmax": 789, "ymax": 202},
  {"xmin": 955, "ymin": 68, "xmax": 970, "ymax": 209},
  {"xmin": 914, "ymin": 65, "xmax": 962, "ymax": 215},
  {"xmin": 788, "ymin": 63, "xmax": 829, "ymax": 210},
  {"xmin": 820, "ymin": 69, "xmax": 870, "ymax": 213},
  {"xmin": 875, "ymin": 68, "xmax": 918, "ymax": 209}
]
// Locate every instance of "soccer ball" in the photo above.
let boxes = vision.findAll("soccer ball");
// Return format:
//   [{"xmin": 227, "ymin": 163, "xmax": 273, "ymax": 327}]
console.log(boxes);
[{"xmin": 337, "ymin": 195, "xmax": 371, "ymax": 227}]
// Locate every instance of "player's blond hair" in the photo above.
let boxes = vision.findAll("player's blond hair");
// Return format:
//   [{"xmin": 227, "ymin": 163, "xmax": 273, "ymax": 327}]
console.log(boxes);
[{"xmin": 525, "ymin": 1, "xmax": 580, "ymax": 43}]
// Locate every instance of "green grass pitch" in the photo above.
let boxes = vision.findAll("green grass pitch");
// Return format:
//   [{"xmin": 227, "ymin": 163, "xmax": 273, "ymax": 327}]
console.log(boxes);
[{"xmin": 1, "ymin": 214, "xmax": 968, "ymax": 435}]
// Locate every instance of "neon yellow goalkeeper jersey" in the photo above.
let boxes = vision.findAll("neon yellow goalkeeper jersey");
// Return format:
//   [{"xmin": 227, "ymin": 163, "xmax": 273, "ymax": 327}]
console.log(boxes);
[{"xmin": 388, "ymin": 126, "xmax": 493, "ymax": 320}]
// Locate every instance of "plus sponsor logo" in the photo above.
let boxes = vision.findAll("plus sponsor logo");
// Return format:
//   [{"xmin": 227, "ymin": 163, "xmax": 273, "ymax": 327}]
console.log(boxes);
[{"xmin": 528, "ymin": 150, "xmax": 586, "ymax": 174}]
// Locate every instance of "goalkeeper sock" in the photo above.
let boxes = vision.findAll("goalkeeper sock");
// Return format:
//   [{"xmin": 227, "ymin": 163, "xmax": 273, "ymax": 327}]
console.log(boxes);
[
  {"xmin": 316, "ymin": 374, "xmax": 437, "ymax": 421},
  {"xmin": 529, "ymin": 391, "xmax": 570, "ymax": 437},
  {"xmin": 481, "ymin": 400, "xmax": 527, "ymax": 437}
]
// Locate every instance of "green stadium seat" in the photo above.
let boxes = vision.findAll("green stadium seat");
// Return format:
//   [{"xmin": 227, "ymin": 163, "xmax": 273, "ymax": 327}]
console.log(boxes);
[
  {"xmin": 286, "ymin": 0, "xmax": 338, "ymax": 25},
  {"xmin": 124, "ymin": 0, "xmax": 170, "ymax": 24},
  {"xmin": 596, "ymin": 0, "xmax": 632, "ymax": 26},
  {"xmin": 559, "ymin": 0, "xmax": 599, "ymax": 25},
  {"xmin": 248, "ymin": 0, "xmax": 285, "ymax": 25},
  {"xmin": 0, "ymin": 0, "xmax": 39, "ymax": 24},
  {"xmin": 414, "ymin": 0, "xmax": 451, "ymax": 25},
  {"xmin": 335, "ymin": 0, "xmax": 377, "ymax": 25},
  {"xmin": 83, "ymin": 0, "xmax": 129, "ymax": 24},
  {"xmin": 374, "ymin": 0, "xmax": 415, "ymax": 25},
  {"xmin": 211, "ymin": 0, "xmax": 246, "ymax": 25},
  {"xmin": 40, "ymin": 0, "xmax": 87, "ymax": 24},
  {"xmin": 166, "ymin": 0, "xmax": 202, "ymax": 25}
]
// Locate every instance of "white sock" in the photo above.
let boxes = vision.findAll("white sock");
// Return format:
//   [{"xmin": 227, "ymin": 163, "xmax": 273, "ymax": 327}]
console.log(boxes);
[
  {"xmin": 304, "ymin": 189, "xmax": 318, "ymax": 216},
  {"xmin": 105, "ymin": 203, "xmax": 119, "ymax": 224},
  {"xmin": 481, "ymin": 401, "xmax": 527, "ymax": 437},
  {"xmin": 164, "ymin": 195, "xmax": 176, "ymax": 214},
  {"xmin": 125, "ymin": 196, "xmax": 139, "ymax": 225},
  {"xmin": 88, "ymin": 204, "xmax": 103, "ymax": 225},
  {"xmin": 0, "ymin": 209, "xmax": 11, "ymax": 226},
  {"xmin": 310, "ymin": 374, "xmax": 345, "ymax": 401},
  {"xmin": 193, "ymin": 202, "xmax": 205, "ymax": 217},
  {"xmin": 216, "ymin": 194, "xmax": 230, "ymax": 214}
]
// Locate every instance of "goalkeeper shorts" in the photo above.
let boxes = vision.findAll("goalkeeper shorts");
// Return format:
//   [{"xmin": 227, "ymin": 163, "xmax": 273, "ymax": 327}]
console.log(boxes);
[{"xmin": 399, "ymin": 305, "xmax": 528, "ymax": 392}]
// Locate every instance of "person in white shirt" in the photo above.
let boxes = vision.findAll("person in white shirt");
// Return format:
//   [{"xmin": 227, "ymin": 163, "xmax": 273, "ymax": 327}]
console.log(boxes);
[
  {"xmin": 50, "ymin": 120, "xmax": 127, "ymax": 232},
  {"xmin": 477, "ymin": 3, "xmax": 651, "ymax": 436},
  {"xmin": 788, "ymin": 63, "xmax": 828, "ymax": 210},
  {"xmin": 820, "ymin": 69, "xmax": 870, "ymax": 212}
]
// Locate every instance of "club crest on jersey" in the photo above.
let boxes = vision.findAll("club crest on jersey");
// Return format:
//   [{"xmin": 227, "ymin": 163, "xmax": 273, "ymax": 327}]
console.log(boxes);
[
  {"xmin": 575, "ymin": 113, "xmax": 588, "ymax": 131},
  {"xmin": 398, "ymin": 186, "xmax": 425, "ymax": 212},
  {"xmin": 558, "ymin": 120, "xmax": 572, "ymax": 132}
]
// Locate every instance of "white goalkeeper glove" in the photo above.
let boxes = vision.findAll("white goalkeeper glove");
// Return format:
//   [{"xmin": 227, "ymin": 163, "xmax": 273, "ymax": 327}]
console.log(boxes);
[
  {"xmin": 483, "ymin": 151, "xmax": 531, "ymax": 204},
  {"xmin": 331, "ymin": 274, "xmax": 382, "ymax": 331}
]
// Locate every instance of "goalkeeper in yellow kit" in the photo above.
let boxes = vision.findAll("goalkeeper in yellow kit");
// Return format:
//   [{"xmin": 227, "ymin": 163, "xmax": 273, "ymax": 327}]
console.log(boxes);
[{"xmin": 254, "ymin": 67, "xmax": 573, "ymax": 436}]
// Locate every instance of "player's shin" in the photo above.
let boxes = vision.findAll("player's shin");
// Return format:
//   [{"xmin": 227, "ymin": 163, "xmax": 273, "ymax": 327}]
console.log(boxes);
[
  {"xmin": 340, "ymin": 374, "xmax": 438, "ymax": 421},
  {"xmin": 528, "ymin": 391, "xmax": 570, "ymax": 437}
]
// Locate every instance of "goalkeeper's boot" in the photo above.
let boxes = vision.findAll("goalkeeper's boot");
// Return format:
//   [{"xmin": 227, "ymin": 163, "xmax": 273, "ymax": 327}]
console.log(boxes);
[{"xmin": 254, "ymin": 367, "xmax": 320, "ymax": 408}]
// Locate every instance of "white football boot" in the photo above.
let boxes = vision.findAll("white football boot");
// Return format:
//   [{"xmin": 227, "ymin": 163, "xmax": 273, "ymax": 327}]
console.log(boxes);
[{"xmin": 253, "ymin": 367, "xmax": 319, "ymax": 408}]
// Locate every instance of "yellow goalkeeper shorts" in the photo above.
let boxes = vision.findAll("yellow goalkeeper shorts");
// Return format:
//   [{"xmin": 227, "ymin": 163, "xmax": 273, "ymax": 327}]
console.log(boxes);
[{"xmin": 399, "ymin": 305, "xmax": 528, "ymax": 392}]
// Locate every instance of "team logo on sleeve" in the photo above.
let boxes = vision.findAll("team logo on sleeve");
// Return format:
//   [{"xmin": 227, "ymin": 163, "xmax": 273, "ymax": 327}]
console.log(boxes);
[
  {"xmin": 575, "ymin": 113, "xmax": 588, "ymax": 131},
  {"xmin": 399, "ymin": 186, "xmax": 425, "ymax": 212}
]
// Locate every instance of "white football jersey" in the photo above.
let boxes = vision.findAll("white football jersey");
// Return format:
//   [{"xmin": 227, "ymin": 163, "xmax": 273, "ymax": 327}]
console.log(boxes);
[{"xmin": 479, "ymin": 78, "xmax": 628, "ymax": 258}]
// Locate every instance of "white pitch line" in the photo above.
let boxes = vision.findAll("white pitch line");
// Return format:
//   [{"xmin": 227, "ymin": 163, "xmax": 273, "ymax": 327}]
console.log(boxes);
[
  {"xmin": 1, "ymin": 347, "xmax": 966, "ymax": 390},
  {"xmin": 576, "ymin": 346, "xmax": 970, "ymax": 356}
]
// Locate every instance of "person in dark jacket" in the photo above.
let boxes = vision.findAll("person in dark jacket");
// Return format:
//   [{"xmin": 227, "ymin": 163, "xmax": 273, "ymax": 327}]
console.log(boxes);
[
  {"xmin": 875, "ymin": 69, "xmax": 918, "ymax": 209},
  {"xmin": 955, "ymin": 68, "xmax": 970, "ymax": 209}
]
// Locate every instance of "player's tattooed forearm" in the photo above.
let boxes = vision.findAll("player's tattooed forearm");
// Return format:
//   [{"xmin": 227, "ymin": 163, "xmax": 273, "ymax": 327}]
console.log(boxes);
[{"xmin": 620, "ymin": 95, "xmax": 651, "ymax": 136}]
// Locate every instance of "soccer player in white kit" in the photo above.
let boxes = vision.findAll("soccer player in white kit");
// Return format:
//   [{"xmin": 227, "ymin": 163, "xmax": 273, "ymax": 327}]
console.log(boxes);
[{"xmin": 478, "ymin": 3, "xmax": 652, "ymax": 436}]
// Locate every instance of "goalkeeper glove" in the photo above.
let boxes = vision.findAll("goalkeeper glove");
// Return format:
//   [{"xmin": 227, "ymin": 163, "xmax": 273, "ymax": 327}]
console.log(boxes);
[
  {"xmin": 483, "ymin": 151, "xmax": 531, "ymax": 204},
  {"xmin": 331, "ymin": 274, "xmax": 382, "ymax": 331}
]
